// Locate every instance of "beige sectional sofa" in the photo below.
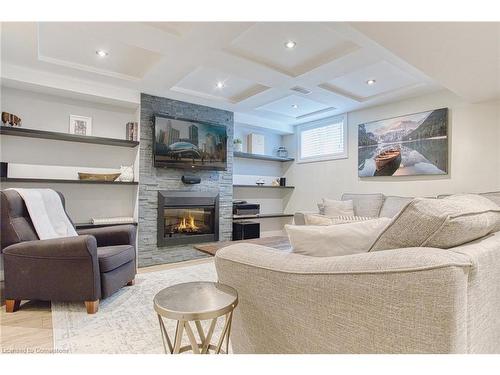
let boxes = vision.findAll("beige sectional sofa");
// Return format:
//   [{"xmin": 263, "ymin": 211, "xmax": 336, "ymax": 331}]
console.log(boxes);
[{"xmin": 215, "ymin": 191, "xmax": 500, "ymax": 353}]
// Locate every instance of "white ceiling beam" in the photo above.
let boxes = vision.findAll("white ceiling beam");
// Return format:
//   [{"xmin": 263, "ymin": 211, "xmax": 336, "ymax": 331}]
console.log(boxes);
[
  {"xmin": 1, "ymin": 63, "xmax": 140, "ymax": 108},
  {"xmin": 234, "ymin": 112, "xmax": 294, "ymax": 134}
]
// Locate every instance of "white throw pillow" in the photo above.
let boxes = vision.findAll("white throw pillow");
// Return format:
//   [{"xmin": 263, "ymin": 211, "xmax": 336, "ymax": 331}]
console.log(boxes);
[
  {"xmin": 304, "ymin": 214, "xmax": 336, "ymax": 226},
  {"xmin": 322, "ymin": 198, "xmax": 355, "ymax": 217},
  {"xmin": 304, "ymin": 214, "xmax": 374, "ymax": 226},
  {"xmin": 286, "ymin": 218, "xmax": 391, "ymax": 257}
]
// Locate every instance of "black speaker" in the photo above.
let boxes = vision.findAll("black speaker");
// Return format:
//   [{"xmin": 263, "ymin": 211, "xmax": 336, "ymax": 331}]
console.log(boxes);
[
  {"xmin": 0, "ymin": 162, "xmax": 7, "ymax": 178},
  {"xmin": 233, "ymin": 221, "xmax": 260, "ymax": 240},
  {"xmin": 181, "ymin": 175, "xmax": 201, "ymax": 184}
]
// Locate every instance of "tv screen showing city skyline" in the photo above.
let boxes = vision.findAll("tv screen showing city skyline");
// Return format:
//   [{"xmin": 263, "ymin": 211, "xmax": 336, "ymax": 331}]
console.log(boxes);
[{"xmin": 154, "ymin": 116, "xmax": 228, "ymax": 171}]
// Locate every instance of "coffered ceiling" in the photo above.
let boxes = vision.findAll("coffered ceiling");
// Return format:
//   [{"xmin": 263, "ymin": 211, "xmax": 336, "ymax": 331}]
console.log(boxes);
[{"xmin": 1, "ymin": 22, "xmax": 498, "ymax": 131}]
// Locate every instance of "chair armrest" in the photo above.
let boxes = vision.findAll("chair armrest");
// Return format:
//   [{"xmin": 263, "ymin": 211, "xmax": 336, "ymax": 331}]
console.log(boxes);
[
  {"xmin": 3, "ymin": 235, "xmax": 100, "ymax": 301},
  {"xmin": 77, "ymin": 224, "xmax": 136, "ymax": 247},
  {"xmin": 3, "ymin": 235, "xmax": 97, "ymax": 259},
  {"xmin": 215, "ymin": 244, "xmax": 472, "ymax": 353}
]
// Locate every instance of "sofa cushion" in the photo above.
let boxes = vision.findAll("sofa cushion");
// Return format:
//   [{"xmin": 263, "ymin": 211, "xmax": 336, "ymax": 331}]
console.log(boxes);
[
  {"xmin": 322, "ymin": 198, "xmax": 355, "ymax": 217},
  {"xmin": 97, "ymin": 245, "xmax": 135, "ymax": 272},
  {"xmin": 379, "ymin": 196, "xmax": 414, "ymax": 218},
  {"xmin": 341, "ymin": 193, "xmax": 385, "ymax": 217},
  {"xmin": 286, "ymin": 218, "xmax": 391, "ymax": 257},
  {"xmin": 370, "ymin": 194, "xmax": 500, "ymax": 251},
  {"xmin": 480, "ymin": 191, "xmax": 500, "ymax": 206}
]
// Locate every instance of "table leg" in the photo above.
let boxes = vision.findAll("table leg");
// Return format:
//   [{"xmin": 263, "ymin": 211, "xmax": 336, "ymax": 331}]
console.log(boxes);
[
  {"xmin": 158, "ymin": 315, "xmax": 173, "ymax": 354},
  {"xmin": 173, "ymin": 321, "xmax": 184, "ymax": 354},
  {"xmin": 225, "ymin": 311, "xmax": 233, "ymax": 354},
  {"xmin": 184, "ymin": 321, "xmax": 200, "ymax": 354},
  {"xmin": 195, "ymin": 320, "xmax": 206, "ymax": 343},
  {"xmin": 215, "ymin": 312, "xmax": 232, "ymax": 354},
  {"xmin": 201, "ymin": 318, "xmax": 217, "ymax": 354}
]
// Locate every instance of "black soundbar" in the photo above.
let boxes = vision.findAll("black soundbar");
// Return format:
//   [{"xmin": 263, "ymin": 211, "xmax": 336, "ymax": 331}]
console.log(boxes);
[{"xmin": 181, "ymin": 175, "xmax": 201, "ymax": 184}]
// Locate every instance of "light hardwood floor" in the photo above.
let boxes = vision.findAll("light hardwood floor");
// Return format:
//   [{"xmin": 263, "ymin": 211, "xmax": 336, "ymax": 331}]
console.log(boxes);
[{"xmin": 0, "ymin": 258, "xmax": 212, "ymax": 354}]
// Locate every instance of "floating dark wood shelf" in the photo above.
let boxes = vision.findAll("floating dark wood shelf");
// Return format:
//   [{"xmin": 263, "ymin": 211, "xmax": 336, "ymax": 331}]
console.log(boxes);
[
  {"xmin": 233, "ymin": 184, "xmax": 294, "ymax": 189},
  {"xmin": 0, "ymin": 126, "xmax": 139, "ymax": 148},
  {"xmin": 234, "ymin": 151, "xmax": 294, "ymax": 162},
  {"xmin": 0, "ymin": 177, "xmax": 138, "ymax": 185},
  {"xmin": 75, "ymin": 222, "xmax": 138, "ymax": 229},
  {"xmin": 233, "ymin": 213, "xmax": 294, "ymax": 220}
]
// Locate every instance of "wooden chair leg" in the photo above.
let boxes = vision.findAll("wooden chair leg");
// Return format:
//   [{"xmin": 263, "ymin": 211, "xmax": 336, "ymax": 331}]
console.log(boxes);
[
  {"xmin": 85, "ymin": 300, "xmax": 99, "ymax": 314},
  {"xmin": 127, "ymin": 279, "xmax": 135, "ymax": 286},
  {"xmin": 5, "ymin": 299, "xmax": 21, "ymax": 313}
]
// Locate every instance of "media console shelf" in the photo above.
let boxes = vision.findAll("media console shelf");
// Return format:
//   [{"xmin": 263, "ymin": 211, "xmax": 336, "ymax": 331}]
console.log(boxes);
[
  {"xmin": 234, "ymin": 151, "xmax": 294, "ymax": 162},
  {"xmin": 0, "ymin": 126, "xmax": 139, "ymax": 148},
  {"xmin": 233, "ymin": 184, "xmax": 294, "ymax": 189},
  {"xmin": 75, "ymin": 222, "xmax": 138, "ymax": 229},
  {"xmin": 233, "ymin": 213, "xmax": 294, "ymax": 220},
  {"xmin": 0, "ymin": 177, "xmax": 138, "ymax": 185}
]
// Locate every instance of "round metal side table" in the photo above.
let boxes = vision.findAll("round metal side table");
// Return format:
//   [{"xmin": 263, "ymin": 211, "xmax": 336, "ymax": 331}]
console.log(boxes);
[{"xmin": 153, "ymin": 281, "xmax": 238, "ymax": 354}]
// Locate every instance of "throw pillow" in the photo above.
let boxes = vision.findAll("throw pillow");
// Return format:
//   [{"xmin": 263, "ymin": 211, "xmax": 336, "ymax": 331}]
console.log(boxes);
[
  {"xmin": 370, "ymin": 194, "xmax": 500, "ymax": 251},
  {"xmin": 317, "ymin": 203, "xmax": 325, "ymax": 215},
  {"xmin": 341, "ymin": 193, "xmax": 385, "ymax": 217},
  {"xmin": 322, "ymin": 198, "xmax": 355, "ymax": 217},
  {"xmin": 304, "ymin": 214, "xmax": 374, "ymax": 226},
  {"xmin": 480, "ymin": 191, "xmax": 500, "ymax": 206},
  {"xmin": 286, "ymin": 218, "xmax": 391, "ymax": 257},
  {"xmin": 379, "ymin": 196, "xmax": 414, "ymax": 218}
]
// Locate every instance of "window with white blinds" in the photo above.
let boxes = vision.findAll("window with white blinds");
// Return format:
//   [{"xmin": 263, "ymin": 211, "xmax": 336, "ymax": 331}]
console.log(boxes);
[{"xmin": 297, "ymin": 115, "xmax": 347, "ymax": 163}]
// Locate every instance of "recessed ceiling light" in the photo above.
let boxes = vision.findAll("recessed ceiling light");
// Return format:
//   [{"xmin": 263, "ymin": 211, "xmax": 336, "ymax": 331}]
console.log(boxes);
[
  {"xmin": 284, "ymin": 40, "xmax": 297, "ymax": 49},
  {"xmin": 291, "ymin": 104, "xmax": 298, "ymax": 109},
  {"xmin": 215, "ymin": 81, "xmax": 225, "ymax": 89},
  {"xmin": 96, "ymin": 50, "xmax": 109, "ymax": 57},
  {"xmin": 366, "ymin": 79, "xmax": 376, "ymax": 86}
]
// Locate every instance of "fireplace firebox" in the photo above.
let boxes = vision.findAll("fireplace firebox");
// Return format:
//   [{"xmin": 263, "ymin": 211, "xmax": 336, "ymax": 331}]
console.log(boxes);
[{"xmin": 157, "ymin": 191, "xmax": 219, "ymax": 246}]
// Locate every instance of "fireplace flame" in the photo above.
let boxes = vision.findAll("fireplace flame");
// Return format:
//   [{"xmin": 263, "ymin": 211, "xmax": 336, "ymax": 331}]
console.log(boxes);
[{"xmin": 177, "ymin": 213, "xmax": 199, "ymax": 232}]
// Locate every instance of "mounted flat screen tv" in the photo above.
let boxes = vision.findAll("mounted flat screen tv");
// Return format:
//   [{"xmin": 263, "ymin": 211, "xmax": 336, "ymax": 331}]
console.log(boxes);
[{"xmin": 153, "ymin": 115, "xmax": 228, "ymax": 171}]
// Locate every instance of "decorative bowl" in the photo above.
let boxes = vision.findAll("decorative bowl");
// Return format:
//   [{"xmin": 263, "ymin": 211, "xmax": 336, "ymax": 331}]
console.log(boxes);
[{"xmin": 78, "ymin": 172, "xmax": 121, "ymax": 182}]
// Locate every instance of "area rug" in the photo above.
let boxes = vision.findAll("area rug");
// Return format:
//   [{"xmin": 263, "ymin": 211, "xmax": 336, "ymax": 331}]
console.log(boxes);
[{"xmin": 51, "ymin": 261, "xmax": 222, "ymax": 354}]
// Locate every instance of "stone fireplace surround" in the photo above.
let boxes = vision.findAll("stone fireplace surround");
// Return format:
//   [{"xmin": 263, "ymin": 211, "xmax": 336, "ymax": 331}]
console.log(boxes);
[{"xmin": 138, "ymin": 93, "xmax": 233, "ymax": 267}]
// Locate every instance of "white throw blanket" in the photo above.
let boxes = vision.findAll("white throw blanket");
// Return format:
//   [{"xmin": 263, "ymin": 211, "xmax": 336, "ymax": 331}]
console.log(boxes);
[{"xmin": 9, "ymin": 188, "xmax": 78, "ymax": 240}]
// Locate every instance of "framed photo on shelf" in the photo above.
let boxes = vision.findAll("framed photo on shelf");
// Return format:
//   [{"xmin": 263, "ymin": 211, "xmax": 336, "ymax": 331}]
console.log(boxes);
[{"xmin": 69, "ymin": 115, "xmax": 92, "ymax": 136}]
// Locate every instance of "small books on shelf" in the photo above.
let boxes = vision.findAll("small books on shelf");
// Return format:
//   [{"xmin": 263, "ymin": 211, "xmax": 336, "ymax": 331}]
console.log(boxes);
[
  {"xmin": 126, "ymin": 122, "xmax": 138, "ymax": 141},
  {"xmin": 91, "ymin": 217, "xmax": 135, "ymax": 225}
]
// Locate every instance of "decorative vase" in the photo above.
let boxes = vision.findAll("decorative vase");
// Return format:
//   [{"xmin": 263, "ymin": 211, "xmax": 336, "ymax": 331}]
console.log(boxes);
[
  {"xmin": 277, "ymin": 146, "xmax": 288, "ymax": 158},
  {"xmin": 234, "ymin": 143, "xmax": 243, "ymax": 152},
  {"xmin": 118, "ymin": 165, "xmax": 134, "ymax": 182},
  {"xmin": 2, "ymin": 112, "xmax": 22, "ymax": 127}
]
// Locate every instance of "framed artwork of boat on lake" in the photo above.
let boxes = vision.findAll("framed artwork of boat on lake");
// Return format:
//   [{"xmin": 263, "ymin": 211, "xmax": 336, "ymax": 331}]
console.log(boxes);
[{"xmin": 358, "ymin": 108, "xmax": 448, "ymax": 177}]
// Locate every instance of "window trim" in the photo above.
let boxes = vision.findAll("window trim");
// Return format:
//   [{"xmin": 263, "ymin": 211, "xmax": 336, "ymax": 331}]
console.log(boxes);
[{"xmin": 296, "ymin": 114, "xmax": 348, "ymax": 164}]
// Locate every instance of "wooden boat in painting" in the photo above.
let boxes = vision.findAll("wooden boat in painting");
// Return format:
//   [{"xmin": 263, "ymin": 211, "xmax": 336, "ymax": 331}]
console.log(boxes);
[{"xmin": 375, "ymin": 148, "xmax": 401, "ymax": 171}]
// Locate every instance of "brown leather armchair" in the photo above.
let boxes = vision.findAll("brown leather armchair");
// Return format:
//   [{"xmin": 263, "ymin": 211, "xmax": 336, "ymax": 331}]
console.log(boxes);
[{"xmin": 0, "ymin": 190, "xmax": 136, "ymax": 314}]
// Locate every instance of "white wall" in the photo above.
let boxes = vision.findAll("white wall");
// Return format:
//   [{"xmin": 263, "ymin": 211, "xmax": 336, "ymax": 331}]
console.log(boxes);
[
  {"xmin": 1, "ymin": 86, "xmax": 135, "ymax": 137},
  {"xmin": 233, "ymin": 124, "xmax": 284, "ymax": 156},
  {"xmin": 283, "ymin": 90, "xmax": 500, "ymax": 213},
  {"xmin": 233, "ymin": 123, "xmax": 285, "ymax": 186},
  {"xmin": 0, "ymin": 86, "xmax": 139, "ymax": 223}
]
